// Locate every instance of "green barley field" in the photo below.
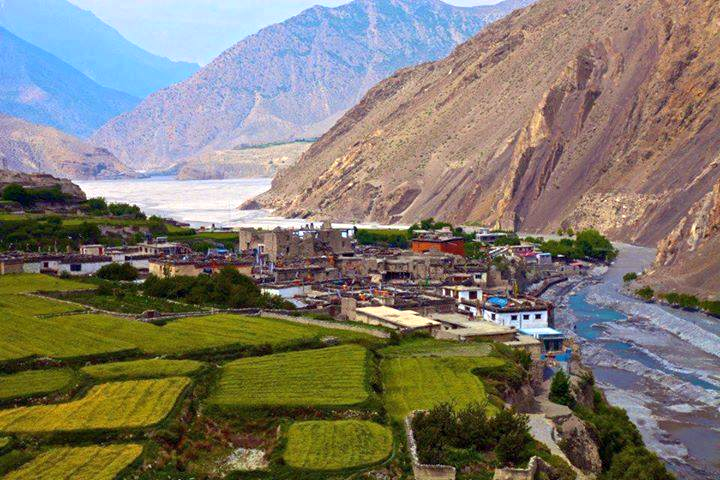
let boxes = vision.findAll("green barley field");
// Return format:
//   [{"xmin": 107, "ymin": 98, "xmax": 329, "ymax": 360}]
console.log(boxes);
[
  {"xmin": 0, "ymin": 274, "xmax": 93, "ymax": 295},
  {"xmin": 382, "ymin": 356, "xmax": 504, "ymax": 421},
  {"xmin": 0, "ymin": 377, "xmax": 189, "ymax": 433},
  {"xmin": 3, "ymin": 444, "xmax": 143, "ymax": 480},
  {"xmin": 81, "ymin": 358, "xmax": 204, "ymax": 381},
  {"xmin": 284, "ymin": 420, "xmax": 393, "ymax": 470},
  {"xmin": 210, "ymin": 345, "xmax": 370, "ymax": 409},
  {"xmin": 0, "ymin": 369, "xmax": 76, "ymax": 401}
]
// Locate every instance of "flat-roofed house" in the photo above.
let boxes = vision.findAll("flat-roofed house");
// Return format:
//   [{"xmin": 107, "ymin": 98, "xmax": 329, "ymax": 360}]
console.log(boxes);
[
  {"xmin": 0, "ymin": 257, "xmax": 23, "ymax": 275},
  {"xmin": 355, "ymin": 306, "xmax": 441, "ymax": 334},
  {"xmin": 58, "ymin": 255, "xmax": 113, "ymax": 276}
]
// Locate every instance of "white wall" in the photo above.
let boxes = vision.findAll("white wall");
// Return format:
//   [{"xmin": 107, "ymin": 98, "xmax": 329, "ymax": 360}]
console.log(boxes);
[
  {"xmin": 58, "ymin": 261, "xmax": 111, "ymax": 276},
  {"xmin": 483, "ymin": 309, "xmax": 548, "ymax": 329}
]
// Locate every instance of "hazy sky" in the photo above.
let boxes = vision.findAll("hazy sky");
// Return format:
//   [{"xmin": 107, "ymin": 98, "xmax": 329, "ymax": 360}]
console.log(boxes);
[{"xmin": 68, "ymin": 0, "xmax": 500, "ymax": 64}]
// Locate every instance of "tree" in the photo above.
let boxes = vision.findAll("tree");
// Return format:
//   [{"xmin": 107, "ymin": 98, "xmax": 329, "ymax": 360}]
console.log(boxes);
[
  {"xmin": 96, "ymin": 263, "xmax": 139, "ymax": 281},
  {"xmin": 605, "ymin": 447, "xmax": 675, "ymax": 480},
  {"xmin": 549, "ymin": 370, "xmax": 575, "ymax": 407},
  {"xmin": 575, "ymin": 229, "xmax": 617, "ymax": 261},
  {"xmin": 85, "ymin": 197, "xmax": 108, "ymax": 214},
  {"xmin": 2, "ymin": 184, "xmax": 31, "ymax": 206}
]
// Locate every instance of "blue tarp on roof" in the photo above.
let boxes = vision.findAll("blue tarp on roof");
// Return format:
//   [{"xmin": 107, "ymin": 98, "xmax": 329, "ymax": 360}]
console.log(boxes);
[{"xmin": 488, "ymin": 297, "xmax": 508, "ymax": 308}]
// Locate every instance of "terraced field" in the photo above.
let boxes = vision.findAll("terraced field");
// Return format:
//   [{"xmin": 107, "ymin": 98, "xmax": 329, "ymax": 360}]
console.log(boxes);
[
  {"xmin": 0, "ymin": 294, "xmax": 79, "ymax": 316},
  {"xmin": 0, "ymin": 377, "xmax": 189, "ymax": 433},
  {"xmin": 382, "ymin": 356, "xmax": 504, "ymax": 421},
  {"xmin": 0, "ymin": 274, "xmax": 93, "ymax": 294},
  {"xmin": 284, "ymin": 420, "xmax": 393, "ymax": 470},
  {"xmin": 82, "ymin": 358, "xmax": 204, "ymax": 380},
  {"xmin": 51, "ymin": 313, "xmax": 334, "ymax": 355},
  {"xmin": 0, "ymin": 369, "xmax": 76, "ymax": 401},
  {"xmin": 379, "ymin": 337, "xmax": 493, "ymax": 358},
  {"xmin": 3, "ymin": 444, "xmax": 143, "ymax": 480},
  {"xmin": 210, "ymin": 345, "xmax": 369, "ymax": 409}
]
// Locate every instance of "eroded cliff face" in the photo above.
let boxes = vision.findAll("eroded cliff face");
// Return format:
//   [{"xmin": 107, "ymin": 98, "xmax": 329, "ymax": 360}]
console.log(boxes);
[
  {"xmin": 645, "ymin": 180, "xmax": 720, "ymax": 298},
  {"xmin": 257, "ymin": 0, "xmax": 720, "ymax": 248}
]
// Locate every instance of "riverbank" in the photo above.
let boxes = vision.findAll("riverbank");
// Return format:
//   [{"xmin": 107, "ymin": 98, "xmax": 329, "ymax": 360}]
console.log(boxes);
[{"xmin": 543, "ymin": 244, "xmax": 720, "ymax": 480}]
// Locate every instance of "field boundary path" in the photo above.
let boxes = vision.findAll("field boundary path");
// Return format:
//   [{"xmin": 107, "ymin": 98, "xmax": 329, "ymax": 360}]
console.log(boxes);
[{"xmin": 259, "ymin": 312, "xmax": 391, "ymax": 339}]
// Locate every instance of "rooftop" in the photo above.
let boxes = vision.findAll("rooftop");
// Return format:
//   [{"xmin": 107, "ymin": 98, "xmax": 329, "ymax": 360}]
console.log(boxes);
[{"xmin": 357, "ymin": 306, "xmax": 440, "ymax": 329}]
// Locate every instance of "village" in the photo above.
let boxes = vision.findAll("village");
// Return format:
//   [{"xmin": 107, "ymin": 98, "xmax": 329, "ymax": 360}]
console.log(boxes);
[{"xmin": 0, "ymin": 220, "xmax": 601, "ymax": 362}]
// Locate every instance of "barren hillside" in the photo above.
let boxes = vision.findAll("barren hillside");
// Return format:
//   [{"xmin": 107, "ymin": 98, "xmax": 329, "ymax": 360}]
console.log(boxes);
[
  {"xmin": 92, "ymin": 0, "xmax": 532, "ymax": 170},
  {"xmin": 256, "ymin": 0, "xmax": 720, "ymax": 249}
]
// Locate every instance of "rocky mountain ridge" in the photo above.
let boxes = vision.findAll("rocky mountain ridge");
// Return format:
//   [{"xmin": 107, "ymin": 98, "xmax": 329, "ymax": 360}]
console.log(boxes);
[
  {"xmin": 0, "ymin": 115, "xmax": 133, "ymax": 180},
  {"xmin": 92, "ymin": 0, "xmax": 533, "ymax": 171},
  {"xmin": 255, "ymin": 0, "xmax": 720, "ymax": 252}
]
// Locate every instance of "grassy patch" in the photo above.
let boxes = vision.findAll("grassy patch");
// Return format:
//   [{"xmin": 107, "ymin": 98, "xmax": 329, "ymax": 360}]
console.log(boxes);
[
  {"xmin": 382, "ymin": 356, "xmax": 503, "ymax": 421},
  {"xmin": 0, "ymin": 377, "xmax": 189, "ymax": 433},
  {"xmin": 209, "ymin": 345, "xmax": 369, "ymax": 409},
  {"xmin": 284, "ymin": 420, "xmax": 392, "ymax": 471},
  {"xmin": 0, "ymin": 369, "xmax": 76, "ymax": 401},
  {"xmin": 52, "ymin": 290, "xmax": 201, "ymax": 314},
  {"xmin": 0, "ymin": 294, "xmax": 80, "ymax": 316},
  {"xmin": 0, "ymin": 437, "xmax": 8, "ymax": 450},
  {"xmin": 0, "ymin": 274, "xmax": 93, "ymax": 295},
  {"xmin": 379, "ymin": 337, "xmax": 493, "ymax": 358},
  {"xmin": 82, "ymin": 358, "xmax": 204, "ymax": 381},
  {"xmin": 3, "ymin": 444, "xmax": 143, "ymax": 480}
]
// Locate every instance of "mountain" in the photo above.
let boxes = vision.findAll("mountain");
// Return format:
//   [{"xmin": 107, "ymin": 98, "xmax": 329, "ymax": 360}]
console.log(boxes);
[
  {"xmin": 646, "ymin": 180, "xmax": 720, "ymax": 298},
  {"xmin": 0, "ymin": 0, "xmax": 199, "ymax": 98},
  {"xmin": 255, "ymin": 0, "xmax": 720, "ymax": 250},
  {"xmin": 0, "ymin": 115, "xmax": 133, "ymax": 180},
  {"xmin": 176, "ymin": 142, "xmax": 313, "ymax": 181},
  {"xmin": 92, "ymin": 0, "xmax": 534, "ymax": 171},
  {"xmin": 0, "ymin": 27, "xmax": 138, "ymax": 138}
]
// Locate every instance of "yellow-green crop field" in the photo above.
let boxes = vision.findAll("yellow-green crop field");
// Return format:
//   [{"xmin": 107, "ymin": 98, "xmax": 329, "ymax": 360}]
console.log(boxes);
[
  {"xmin": 0, "ymin": 294, "xmax": 79, "ymax": 316},
  {"xmin": 0, "ymin": 368, "xmax": 76, "ymax": 401},
  {"xmin": 0, "ymin": 377, "xmax": 189, "ymax": 433},
  {"xmin": 0, "ymin": 436, "xmax": 8, "ymax": 450},
  {"xmin": 210, "ymin": 345, "xmax": 369, "ymax": 409},
  {"xmin": 382, "ymin": 356, "xmax": 505, "ymax": 421},
  {"xmin": 283, "ymin": 420, "xmax": 393, "ymax": 470},
  {"xmin": 81, "ymin": 358, "xmax": 204, "ymax": 381},
  {"xmin": 3, "ymin": 444, "xmax": 143, "ymax": 480},
  {"xmin": 0, "ymin": 274, "xmax": 93, "ymax": 295},
  {"xmin": 379, "ymin": 337, "xmax": 493, "ymax": 358}
]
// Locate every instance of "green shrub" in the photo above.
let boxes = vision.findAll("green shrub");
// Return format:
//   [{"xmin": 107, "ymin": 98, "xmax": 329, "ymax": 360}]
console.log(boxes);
[
  {"xmin": 604, "ymin": 446, "xmax": 675, "ymax": 480},
  {"xmin": 96, "ymin": 263, "xmax": 139, "ymax": 281},
  {"xmin": 622, "ymin": 272, "xmax": 638, "ymax": 283},
  {"xmin": 549, "ymin": 370, "xmax": 575, "ymax": 407},
  {"xmin": 635, "ymin": 287, "xmax": 655, "ymax": 301}
]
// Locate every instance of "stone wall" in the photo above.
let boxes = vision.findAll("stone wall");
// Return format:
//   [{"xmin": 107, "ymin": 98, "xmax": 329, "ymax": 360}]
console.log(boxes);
[
  {"xmin": 493, "ymin": 456, "xmax": 555, "ymax": 480},
  {"xmin": 404, "ymin": 412, "xmax": 456, "ymax": 480}
]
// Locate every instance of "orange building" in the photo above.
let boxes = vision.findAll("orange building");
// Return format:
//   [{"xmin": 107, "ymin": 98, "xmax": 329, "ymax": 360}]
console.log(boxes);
[{"xmin": 411, "ymin": 237, "xmax": 466, "ymax": 256}]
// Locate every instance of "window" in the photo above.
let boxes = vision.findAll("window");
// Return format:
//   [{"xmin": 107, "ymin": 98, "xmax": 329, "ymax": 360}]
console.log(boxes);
[
  {"xmin": 491, "ymin": 313, "xmax": 496, "ymax": 320},
  {"xmin": 511, "ymin": 314, "xmax": 518, "ymax": 321},
  {"xmin": 70, "ymin": 264, "xmax": 82, "ymax": 272},
  {"xmin": 469, "ymin": 291, "xmax": 478, "ymax": 299},
  {"xmin": 523, "ymin": 314, "xmax": 530, "ymax": 320},
  {"xmin": 535, "ymin": 313, "xmax": 542, "ymax": 319}
]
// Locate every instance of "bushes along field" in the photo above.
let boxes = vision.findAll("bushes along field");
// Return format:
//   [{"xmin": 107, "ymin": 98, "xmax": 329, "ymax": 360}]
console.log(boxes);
[
  {"xmin": 3, "ymin": 444, "xmax": 143, "ymax": 480},
  {"xmin": 81, "ymin": 358, "xmax": 204, "ymax": 381},
  {"xmin": 210, "ymin": 345, "xmax": 369, "ymax": 409},
  {"xmin": 382, "ymin": 356, "xmax": 504, "ymax": 421},
  {"xmin": 0, "ymin": 369, "xmax": 76, "ymax": 401},
  {"xmin": 0, "ymin": 377, "xmax": 189, "ymax": 433},
  {"xmin": 284, "ymin": 420, "xmax": 393, "ymax": 470}
]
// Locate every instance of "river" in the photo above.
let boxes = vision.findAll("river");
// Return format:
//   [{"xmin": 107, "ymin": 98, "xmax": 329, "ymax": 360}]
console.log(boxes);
[{"xmin": 544, "ymin": 245, "xmax": 720, "ymax": 480}]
